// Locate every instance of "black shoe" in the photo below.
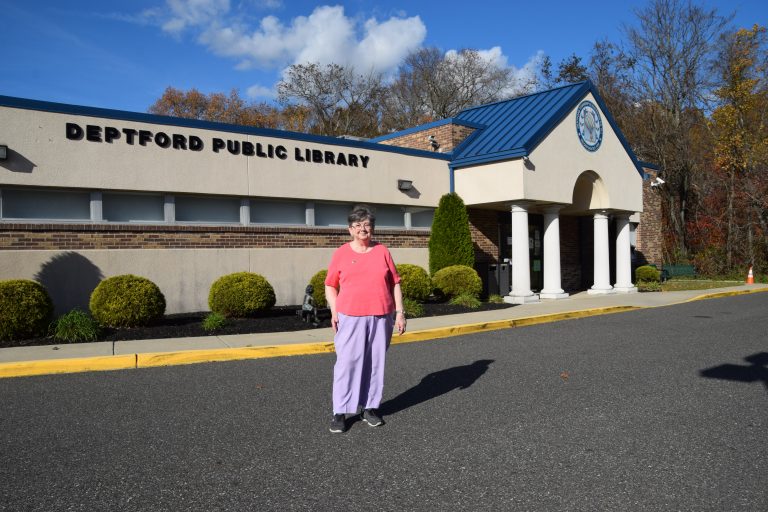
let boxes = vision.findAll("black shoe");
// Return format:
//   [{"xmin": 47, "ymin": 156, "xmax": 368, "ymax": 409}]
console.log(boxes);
[
  {"xmin": 329, "ymin": 413, "xmax": 346, "ymax": 433},
  {"xmin": 362, "ymin": 409, "xmax": 384, "ymax": 427}
]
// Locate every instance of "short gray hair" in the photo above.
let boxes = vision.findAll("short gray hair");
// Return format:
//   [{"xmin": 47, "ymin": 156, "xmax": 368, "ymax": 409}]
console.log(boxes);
[{"xmin": 348, "ymin": 205, "xmax": 375, "ymax": 226}]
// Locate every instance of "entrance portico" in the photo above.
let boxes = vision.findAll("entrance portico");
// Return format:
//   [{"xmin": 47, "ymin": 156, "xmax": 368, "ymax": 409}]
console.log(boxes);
[{"xmin": 451, "ymin": 84, "xmax": 645, "ymax": 299}]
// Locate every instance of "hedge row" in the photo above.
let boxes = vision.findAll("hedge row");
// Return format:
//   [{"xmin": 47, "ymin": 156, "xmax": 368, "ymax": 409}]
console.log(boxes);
[
  {"xmin": 2, "ymin": 264, "xmax": 482, "ymax": 342},
  {"xmin": 0, "ymin": 271, "xmax": 277, "ymax": 342}
]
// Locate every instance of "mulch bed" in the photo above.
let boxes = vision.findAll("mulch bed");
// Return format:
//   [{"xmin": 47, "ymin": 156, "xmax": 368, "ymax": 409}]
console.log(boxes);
[{"xmin": 4, "ymin": 301, "xmax": 514, "ymax": 348}]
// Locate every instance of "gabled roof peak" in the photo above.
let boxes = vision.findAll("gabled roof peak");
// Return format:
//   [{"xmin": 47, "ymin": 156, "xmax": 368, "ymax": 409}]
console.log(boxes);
[{"xmin": 456, "ymin": 80, "xmax": 590, "ymax": 116}]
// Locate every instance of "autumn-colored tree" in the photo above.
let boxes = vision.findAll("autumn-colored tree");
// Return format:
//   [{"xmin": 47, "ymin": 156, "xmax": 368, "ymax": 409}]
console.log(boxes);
[
  {"xmin": 622, "ymin": 0, "xmax": 730, "ymax": 263},
  {"xmin": 148, "ymin": 87, "xmax": 281, "ymax": 128},
  {"xmin": 709, "ymin": 25, "xmax": 768, "ymax": 270}
]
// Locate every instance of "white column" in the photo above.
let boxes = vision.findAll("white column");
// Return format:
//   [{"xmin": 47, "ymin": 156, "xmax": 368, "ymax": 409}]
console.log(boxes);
[
  {"xmin": 540, "ymin": 206, "xmax": 569, "ymax": 299},
  {"xmin": 505, "ymin": 203, "xmax": 539, "ymax": 304},
  {"xmin": 588, "ymin": 210, "xmax": 614, "ymax": 294},
  {"xmin": 614, "ymin": 213, "xmax": 637, "ymax": 293}
]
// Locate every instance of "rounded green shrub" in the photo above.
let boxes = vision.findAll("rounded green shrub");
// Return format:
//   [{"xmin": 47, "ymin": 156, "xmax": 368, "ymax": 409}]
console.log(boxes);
[
  {"xmin": 635, "ymin": 265, "xmax": 661, "ymax": 283},
  {"xmin": 89, "ymin": 275, "xmax": 166, "ymax": 328},
  {"xmin": 54, "ymin": 309, "xmax": 100, "ymax": 343},
  {"xmin": 309, "ymin": 270, "xmax": 328, "ymax": 308},
  {"xmin": 432, "ymin": 265, "xmax": 482, "ymax": 298},
  {"xmin": 209, "ymin": 272, "xmax": 276, "ymax": 317},
  {"xmin": 396, "ymin": 264, "xmax": 431, "ymax": 301},
  {"xmin": 202, "ymin": 312, "xmax": 228, "ymax": 332},
  {"xmin": 0, "ymin": 279, "xmax": 54, "ymax": 341}
]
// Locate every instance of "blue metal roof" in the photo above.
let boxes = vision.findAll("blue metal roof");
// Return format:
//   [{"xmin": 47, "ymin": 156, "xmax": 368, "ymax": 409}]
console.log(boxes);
[
  {"xmin": 449, "ymin": 80, "xmax": 644, "ymax": 176},
  {"xmin": 451, "ymin": 81, "xmax": 590, "ymax": 166}
]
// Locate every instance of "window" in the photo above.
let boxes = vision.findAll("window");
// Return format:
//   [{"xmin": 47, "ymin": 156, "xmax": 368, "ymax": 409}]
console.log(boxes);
[
  {"xmin": 103, "ymin": 193, "xmax": 164, "ymax": 222},
  {"xmin": 1, "ymin": 188, "xmax": 90, "ymax": 220},
  {"xmin": 251, "ymin": 199, "xmax": 305, "ymax": 225},
  {"xmin": 315, "ymin": 202, "xmax": 352, "ymax": 227},
  {"xmin": 175, "ymin": 195, "xmax": 240, "ymax": 223},
  {"xmin": 372, "ymin": 205, "xmax": 404, "ymax": 228},
  {"xmin": 411, "ymin": 209, "xmax": 434, "ymax": 228}
]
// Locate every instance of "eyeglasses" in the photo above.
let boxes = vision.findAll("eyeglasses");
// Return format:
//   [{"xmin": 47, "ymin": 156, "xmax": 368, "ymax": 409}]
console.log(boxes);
[{"xmin": 350, "ymin": 223, "xmax": 373, "ymax": 230}]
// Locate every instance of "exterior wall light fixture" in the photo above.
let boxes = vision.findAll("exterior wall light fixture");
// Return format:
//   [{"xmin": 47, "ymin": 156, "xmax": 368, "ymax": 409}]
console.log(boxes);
[
  {"xmin": 397, "ymin": 179, "xmax": 413, "ymax": 191},
  {"xmin": 0, "ymin": 145, "xmax": 7, "ymax": 160}
]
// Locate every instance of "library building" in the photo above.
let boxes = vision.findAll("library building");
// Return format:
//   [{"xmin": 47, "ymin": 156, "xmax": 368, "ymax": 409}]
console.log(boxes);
[{"xmin": 0, "ymin": 81, "xmax": 662, "ymax": 314}]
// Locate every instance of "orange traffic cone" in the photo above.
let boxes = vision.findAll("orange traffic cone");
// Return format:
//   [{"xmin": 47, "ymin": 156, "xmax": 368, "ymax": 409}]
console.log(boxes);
[{"xmin": 746, "ymin": 266, "xmax": 754, "ymax": 284}]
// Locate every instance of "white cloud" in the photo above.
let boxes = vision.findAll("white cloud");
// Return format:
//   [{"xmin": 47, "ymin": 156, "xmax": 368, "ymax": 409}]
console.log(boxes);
[
  {"xmin": 162, "ymin": 0, "xmax": 230, "ymax": 34},
  {"xmin": 509, "ymin": 50, "xmax": 546, "ymax": 94},
  {"xmin": 152, "ymin": 2, "xmax": 543, "ymax": 100},
  {"xmin": 257, "ymin": 0, "xmax": 283, "ymax": 9},
  {"xmin": 246, "ymin": 84, "xmax": 276, "ymax": 100},
  {"xmin": 163, "ymin": 3, "xmax": 425, "ymax": 75},
  {"xmin": 353, "ymin": 16, "xmax": 427, "ymax": 73}
]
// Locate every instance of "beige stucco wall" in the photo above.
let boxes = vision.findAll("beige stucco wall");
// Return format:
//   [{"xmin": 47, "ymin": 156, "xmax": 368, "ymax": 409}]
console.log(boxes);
[
  {"xmin": 454, "ymin": 93, "xmax": 643, "ymax": 213},
  {"xmin": 0, "ymin": 247, "xmax": 429, "ymax": 314},
  {"xmin": 0, "ymin": 106, "xmax": 449, "ymax": 207}
]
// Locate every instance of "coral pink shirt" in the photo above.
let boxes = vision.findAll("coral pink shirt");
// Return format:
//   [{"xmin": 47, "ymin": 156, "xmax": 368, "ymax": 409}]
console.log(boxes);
[{"xmin": 325, "ymin": 242, "xmax": 401, "ymax": 316}]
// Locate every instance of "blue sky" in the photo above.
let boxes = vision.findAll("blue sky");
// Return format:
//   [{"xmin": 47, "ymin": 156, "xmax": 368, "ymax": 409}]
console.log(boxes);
[{"xmin": 1, "ymin": 0, "xmax": 764, "ymax": 114}]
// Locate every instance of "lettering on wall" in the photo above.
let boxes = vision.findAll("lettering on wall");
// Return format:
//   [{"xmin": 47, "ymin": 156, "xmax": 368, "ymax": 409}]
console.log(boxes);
[{"xmin": 64, "ymin": 122, "xmax": 371, "ymax": 168}]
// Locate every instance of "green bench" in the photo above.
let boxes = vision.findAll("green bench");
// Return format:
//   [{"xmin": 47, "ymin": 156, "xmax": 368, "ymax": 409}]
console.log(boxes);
[{"xmin": 660, "ymin": 264, "xmax": 695, "ymax": 281}]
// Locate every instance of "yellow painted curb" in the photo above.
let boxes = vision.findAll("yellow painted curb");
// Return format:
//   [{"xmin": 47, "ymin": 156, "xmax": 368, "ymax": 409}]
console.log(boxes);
[
  {"xmin": 391, "ymin": 305, "xmax": 641, "ymax": 345},
  {"xmin": 0, "ymin": 306, "xmax": 643, "ymax": 378},
  {"xmin": 0, "ymin": 354, "xmax": 137, "ymax": 379},
  {"xmin": 685, "ymin": 286, "xmax": 768, "ymax": 302},
  {"xmin": 511, "ymin": 305, "xmax": 641, "ymax": 327},
  {"xmin": 136, "ymin": 341, "xmax": 336, "ymax": 368},
  {"xmin": 3, "ymin": 291, "xmax": 762, "ymax": 379}
]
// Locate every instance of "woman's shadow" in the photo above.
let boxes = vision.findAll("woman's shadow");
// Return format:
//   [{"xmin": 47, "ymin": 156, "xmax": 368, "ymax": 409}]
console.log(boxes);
[{"xmin": 380, "ymin": 359, "xmax": 494, "ymax": 416}]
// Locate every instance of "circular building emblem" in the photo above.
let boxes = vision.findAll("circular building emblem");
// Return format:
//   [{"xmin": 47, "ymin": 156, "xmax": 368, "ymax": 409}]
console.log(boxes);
[{"xmin": 576, "ymin": 100, "xmax": 603, "ymax": 152}]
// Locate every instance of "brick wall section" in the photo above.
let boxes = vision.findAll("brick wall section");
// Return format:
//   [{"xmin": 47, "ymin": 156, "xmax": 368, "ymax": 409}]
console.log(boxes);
[
  {"xmin": 468, "ymin": 208, "xmax": 499, "ymax": 263},
  {"xmin": 378, "ymin": 123, "xmax": 476, "ymax": 153},
  {"xmin": 0, "ymin": 224, "xmax": 430, "ymax": 250},
  {"xmin": 635, "ymin": 170, "xmax": 663, "ymax": 266}
]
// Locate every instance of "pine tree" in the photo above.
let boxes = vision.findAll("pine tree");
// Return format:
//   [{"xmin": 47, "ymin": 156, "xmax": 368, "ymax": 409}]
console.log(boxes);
[{"xmin": 428, "ymin": 193, "xmax": 475, "ymax": 274}]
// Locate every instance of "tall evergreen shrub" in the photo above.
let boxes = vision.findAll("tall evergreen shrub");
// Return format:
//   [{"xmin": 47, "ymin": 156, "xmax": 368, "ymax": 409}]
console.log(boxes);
[{"xmin": 428, "ymin": 193, "xmax": 474, "ymax": 274}]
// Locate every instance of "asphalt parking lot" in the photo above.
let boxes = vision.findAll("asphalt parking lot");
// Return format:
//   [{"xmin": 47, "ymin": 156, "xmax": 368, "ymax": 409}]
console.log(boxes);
[{"xmin": 1, "ymin": 293, "xmax": 766, "ymax": 511}]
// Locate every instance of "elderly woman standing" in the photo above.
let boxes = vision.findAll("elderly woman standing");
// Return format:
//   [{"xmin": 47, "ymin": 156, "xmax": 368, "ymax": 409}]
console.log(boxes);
[{"xmin": 324, "ymin": 205, "xmax": 407, "ymax": 433}]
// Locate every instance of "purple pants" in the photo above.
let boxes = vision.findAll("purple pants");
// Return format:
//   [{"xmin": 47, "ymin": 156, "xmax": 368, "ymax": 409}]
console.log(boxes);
[{"xmin": 332, "ymin": 313, "xmax": 394, "ymax": 414}]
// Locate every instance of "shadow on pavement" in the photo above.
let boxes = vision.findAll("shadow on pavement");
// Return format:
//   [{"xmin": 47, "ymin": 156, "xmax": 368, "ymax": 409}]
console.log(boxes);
[
  {"xmin": 699, "ymin": 352, "xmax": 768, "ymax": 392},
  {"xmin": 380, "ymin": 359, "xmax": 494, "ymax": 416}
]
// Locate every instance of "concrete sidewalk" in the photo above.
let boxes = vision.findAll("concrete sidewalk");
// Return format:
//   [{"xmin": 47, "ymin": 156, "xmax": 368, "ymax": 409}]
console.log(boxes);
[{"xmin": 2, "ymin": 283, "xmax": 767, "ymax": 378}]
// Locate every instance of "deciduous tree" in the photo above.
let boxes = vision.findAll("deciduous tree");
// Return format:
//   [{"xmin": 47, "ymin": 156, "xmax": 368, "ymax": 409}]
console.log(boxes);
[
  {"xmin": 276, "ymin": 63, "xmax": 385, "ymax": 137},
  {"xmin": 622, "ymin": 0, "xmax": 730, "ymax": 262},
  {"xmin": 148, "ymin": 87, "xmax": 281, "ymax": 128}
]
